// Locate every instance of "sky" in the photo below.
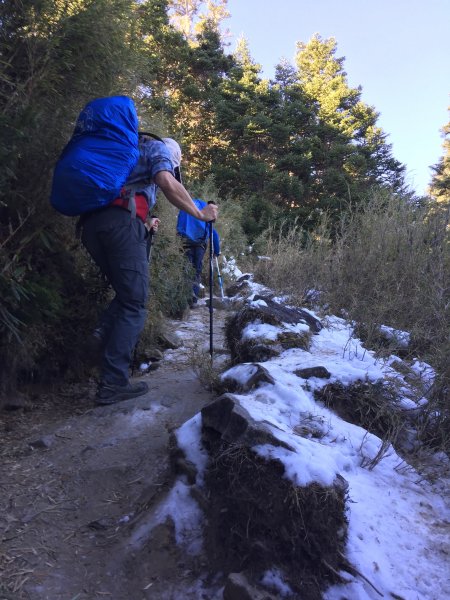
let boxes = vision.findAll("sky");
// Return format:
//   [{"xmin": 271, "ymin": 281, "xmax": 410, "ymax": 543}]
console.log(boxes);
[
  {"xmin": 156, "ymin": 268, "xmax": 450, "ymax": 599},
  {"xmin": 222, "ymin": 0, "xmax": 450, "ymax": 196}
]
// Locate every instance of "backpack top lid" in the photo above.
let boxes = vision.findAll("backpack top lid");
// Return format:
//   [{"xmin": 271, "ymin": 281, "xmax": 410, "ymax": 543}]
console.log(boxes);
[
  {"xmin": 72, "ymin": 96, "xmax": 138, "ymax": 146},
  {"xmin": 50, "ymin": 96, "xmax": 140, "ymax": 216}
]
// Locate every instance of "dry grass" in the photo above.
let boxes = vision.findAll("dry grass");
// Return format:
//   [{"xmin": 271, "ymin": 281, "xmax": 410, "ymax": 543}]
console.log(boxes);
[
  {"xmin": 255, "ymin": 191, "xmax": 449, "ymax": 453},
  {"xmin": 256, "ymin": 193, "xmax": 449, "ymax": 355},
  {"xmin": 187, "ymin": 342, "xmax": 230, "ymax": 392},
  {"xmin": 225, "ymin": 305, "xmax": 313, "ymax": 364},
  {"xmin": 315, "ymin": 380, "xmax": 406, "ymax": 468}
]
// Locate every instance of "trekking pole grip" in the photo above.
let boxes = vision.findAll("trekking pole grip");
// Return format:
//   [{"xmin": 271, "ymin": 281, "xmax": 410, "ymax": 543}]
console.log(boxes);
[{"xmin": 207, "ymin": 200, "xmax": 216, "ymax": 223}]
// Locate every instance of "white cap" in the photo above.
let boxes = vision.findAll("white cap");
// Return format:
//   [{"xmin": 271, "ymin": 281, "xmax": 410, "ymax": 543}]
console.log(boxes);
[{"xmin": 162, "ymin": 137, "xmax": 182, "ymax": 169}]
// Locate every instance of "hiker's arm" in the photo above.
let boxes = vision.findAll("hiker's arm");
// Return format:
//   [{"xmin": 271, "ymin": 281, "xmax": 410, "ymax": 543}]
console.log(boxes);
[{"xmin": 155, "ymin": 171, "xmax": 218, "ymax": 222}]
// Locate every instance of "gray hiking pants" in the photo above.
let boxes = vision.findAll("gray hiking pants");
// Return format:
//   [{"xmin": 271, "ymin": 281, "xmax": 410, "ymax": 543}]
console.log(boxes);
[{"xmin": 81, "ymin": 207, "xmax": 149, "ymax": 386}]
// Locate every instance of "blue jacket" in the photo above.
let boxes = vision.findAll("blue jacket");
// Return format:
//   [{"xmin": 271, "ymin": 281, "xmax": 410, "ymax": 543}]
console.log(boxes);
[{"xmin": 177, "ymin": 198, "xmax": 220, "ymax": 254}]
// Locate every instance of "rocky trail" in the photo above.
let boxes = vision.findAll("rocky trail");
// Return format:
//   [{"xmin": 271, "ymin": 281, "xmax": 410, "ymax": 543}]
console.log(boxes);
[
  {"xmin": 1, "ymin": 302, "xmax": 228, "ymax": 600},
  {"xmin": 2, "ymin": 284, "xmax": 449, "ymax": 600}
]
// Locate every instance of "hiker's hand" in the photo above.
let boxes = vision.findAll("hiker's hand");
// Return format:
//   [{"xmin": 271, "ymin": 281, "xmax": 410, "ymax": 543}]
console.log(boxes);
[
  {"xmin": 148, "ymin": 217, "xmax": 160, "ymax": 232},
  {"xmin": 200, "ymin": 203, "xmax": 218, "ymax": 222}
]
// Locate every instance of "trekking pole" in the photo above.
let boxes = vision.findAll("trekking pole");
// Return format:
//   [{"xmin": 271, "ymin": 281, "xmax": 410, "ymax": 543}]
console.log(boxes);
[
  {"xmin": 215, "ymin": 256, "xmax": 225, "ymax": 300},
  {"xmin": 146, "ymin": 230, "xmax": 154, "ymax": 263},
  {"xmin": 208, "ymin": 202, "xmax": 216, "ymax": 361},
  {"xmin": 209, "ymin": 221, "xmax": 214, "ymax": 361},
  {"xmin": 146, "ymin": 215, "xmax": 158, "ymax": 263}
]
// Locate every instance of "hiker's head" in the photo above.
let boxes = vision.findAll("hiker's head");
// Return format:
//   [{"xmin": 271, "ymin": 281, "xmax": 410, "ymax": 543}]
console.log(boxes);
[
  {"xmin": 162, "ymin": 138, "xmax": 181, "ymax": 169},
  {"xmin": 138, "ymin": 133, "xmax": 182, "ymax": 183},
  {"xmin": 162, "ymin": 137, "xmax": 182, "ymax": 183}
]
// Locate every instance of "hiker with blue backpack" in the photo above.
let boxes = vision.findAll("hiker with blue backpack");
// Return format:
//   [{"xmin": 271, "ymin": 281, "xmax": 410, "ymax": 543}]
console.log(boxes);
[
  {"xmin": 177, "ymin": 199, "xmax": 221, "ymax": 306},
  {"xmin": 50, "ymin": 96, "xmax": 218, "ymax": 405}
]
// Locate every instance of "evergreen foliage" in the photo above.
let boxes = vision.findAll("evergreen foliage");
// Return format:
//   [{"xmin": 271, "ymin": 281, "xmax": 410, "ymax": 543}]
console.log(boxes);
[
  {"xmin": 0, "ymin": 0, "xmax": 140, "ymax": 394},
  {"xmin": 294, "ymin": 35, "xmax": 406, "ymax": 221},
  {"xmin": 429, "ymin": 107, "xmax": 450, "ymax": 209}
]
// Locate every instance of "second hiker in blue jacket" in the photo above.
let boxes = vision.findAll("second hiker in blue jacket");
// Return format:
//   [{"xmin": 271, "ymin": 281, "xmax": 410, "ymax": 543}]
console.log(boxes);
[{"xmin": 177, "ymin": 198, "xmax": 220, "ymax": 305}]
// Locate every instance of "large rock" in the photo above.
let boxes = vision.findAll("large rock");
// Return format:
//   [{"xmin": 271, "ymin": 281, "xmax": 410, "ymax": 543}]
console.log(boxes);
[
  {"xmin": 253, "ymin": 295, "xmax": 322, "ymax": 333},
  {"xmin": 221, "ymin": 363, "xmax": 275, "ymax": 393},
  {"xmin": 202, "ymin": 394, "xmax": 293, "ymax": 450},
  {"xmin": 157, "ymin": 331, "xmax": 183, "ymax": 350},
  {"xmin": 225, "ymin": 298, "xmax": 320, "ymax": 364},
  {"xmin": 200, "ymin": 393, "xmax": 349, "ymax": 598},
  {"xmin": 225, "ymin": 280, "xmax": 252, "ymax": 298}
]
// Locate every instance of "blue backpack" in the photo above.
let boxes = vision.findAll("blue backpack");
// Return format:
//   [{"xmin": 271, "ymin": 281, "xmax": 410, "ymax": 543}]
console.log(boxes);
[
  {"xmin": 50, "ymin": 96, "xmax": 140, "ymax": 216},
  {"xmin": 177, "ymin": 198, "xmax": 221, "ymax": 254}
]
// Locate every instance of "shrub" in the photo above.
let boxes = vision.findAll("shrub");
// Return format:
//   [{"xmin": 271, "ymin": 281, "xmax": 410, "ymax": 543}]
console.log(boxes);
[{"xmin": 256, "ymin": 191, "xmax": 449, "ymax": 362}]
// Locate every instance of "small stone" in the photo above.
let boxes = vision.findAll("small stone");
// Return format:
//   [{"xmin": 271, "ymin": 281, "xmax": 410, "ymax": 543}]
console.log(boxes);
[
  {"xmin": 157, "ymin": 331, "xmax": 183, "ymax": 350},
  {"xmin": 173, "ymin": 457, "xmax": 198, "ymax": 485},
  {"xmin": 228, "ymin": 363, "xmax": 275, "ymax": 392},
  {"xmin": 294, "ymin": 366, "xmax": 331, "ymax": 379},
  {"xmin": 29, "ymin": 435, "xmax": 54, "ymax": 450},
  {"xmin": 88, "ymin": 517, "xmax": 115, "ymax": 530}
]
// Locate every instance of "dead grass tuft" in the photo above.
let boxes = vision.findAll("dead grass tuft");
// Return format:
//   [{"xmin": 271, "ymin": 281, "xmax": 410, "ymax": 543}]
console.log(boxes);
[
  {"xmin": 187, "ymin": 343, "xmax": 230, "ymax": 392},
  {"xmin": 316, "ymin": 380, "xmax": 405, "ymax": 466},
  {"xmin": 277, "ymin": 329, "xmax": 311, "ymax": 350}
]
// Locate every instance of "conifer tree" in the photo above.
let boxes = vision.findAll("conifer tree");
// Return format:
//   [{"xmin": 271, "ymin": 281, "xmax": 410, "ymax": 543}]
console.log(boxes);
[
  {"xmin": 270, "ymin": 59, "xmax": 315, "ymax": 216},
  {"xmin": 168, "ymin": 0, "xmax": 229, "ymax": 43},
  {"xmin": 167, "ymin": 22, "xmax": 233, "ymax": 179},
  {"xmin": 429, "ymin": 108, "xmax": 450, "ymax": 208},
  {"xmin": 295, "ymin": 34, "xmax": 406, "ymax": 213},
  {"xmin": 211, "ymin": 37, "xmax": 283, "ymax": 235}
]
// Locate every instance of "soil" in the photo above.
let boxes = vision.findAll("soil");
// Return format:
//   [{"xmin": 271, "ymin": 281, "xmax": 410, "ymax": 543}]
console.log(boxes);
[{"xmin": 0, "ymin": 303, "xmax": 229, "ymax": 600}]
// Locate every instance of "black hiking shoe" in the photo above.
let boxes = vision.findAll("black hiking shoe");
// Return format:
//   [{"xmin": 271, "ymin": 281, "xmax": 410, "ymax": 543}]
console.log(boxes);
[{"xmin": 95, "ymin": 381, "xmax": 149, "ymax": 405}]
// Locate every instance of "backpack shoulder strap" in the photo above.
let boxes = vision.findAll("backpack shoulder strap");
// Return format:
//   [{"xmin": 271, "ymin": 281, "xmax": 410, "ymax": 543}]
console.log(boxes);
[{"xmin": 138, "ymin": 131, "xmax": 164, "ymax": 142}]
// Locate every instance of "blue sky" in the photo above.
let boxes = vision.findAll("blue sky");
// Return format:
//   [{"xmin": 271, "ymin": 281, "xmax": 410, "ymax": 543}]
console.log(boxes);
[{"xmin": 223, "ymin": 0, "xmax": 450, "ymax": 195}]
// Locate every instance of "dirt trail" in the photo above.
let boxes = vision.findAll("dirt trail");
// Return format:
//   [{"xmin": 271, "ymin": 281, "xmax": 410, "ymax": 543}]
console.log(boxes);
[{"xmin": 1, "ymin": 303, "xmax": 229, "ymax": 600}]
